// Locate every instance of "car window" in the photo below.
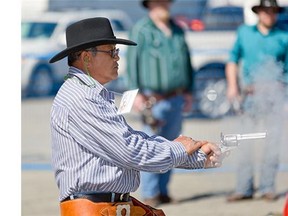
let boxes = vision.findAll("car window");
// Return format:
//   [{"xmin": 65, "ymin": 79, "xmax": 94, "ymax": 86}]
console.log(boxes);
[
  {"xmin": 21, "ymin": 22, "xmax": 57, "ymax": 39},
  {"xmin": 202, "ymin": 6, "xmax": 244, "ymax": 31},
  {"xmin": 276, "ymin": 6, "xmax": 288, "ymax": 31},
  {"xmin": 110, "ymin": 19, "xmax": 126, "ymax": 31}
]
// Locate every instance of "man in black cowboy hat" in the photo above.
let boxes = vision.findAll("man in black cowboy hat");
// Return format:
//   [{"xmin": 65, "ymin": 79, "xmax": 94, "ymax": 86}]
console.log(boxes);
[
  {"xmin": 49, "ymin": 17, "xmax": 224, "ymax": 215},
  {"xmin": 225, "ymin": 0, "xmax": 288, "ymax": 202}
]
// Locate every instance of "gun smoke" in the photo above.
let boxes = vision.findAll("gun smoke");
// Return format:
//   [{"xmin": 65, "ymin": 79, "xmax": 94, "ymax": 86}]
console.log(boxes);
[{"xmin": 229, "ymin": 58, "xmax": 287, "ymax": 171}]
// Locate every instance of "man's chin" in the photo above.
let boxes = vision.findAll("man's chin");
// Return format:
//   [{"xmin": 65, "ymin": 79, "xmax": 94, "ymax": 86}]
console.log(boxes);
[{"xmin": 112, "ymin": 72, "xmax": 118, "ymax": 80}]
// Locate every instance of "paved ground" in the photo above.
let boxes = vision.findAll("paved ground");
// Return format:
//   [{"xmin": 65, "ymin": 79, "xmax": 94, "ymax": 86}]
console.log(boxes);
[{"xmin": 22, "ymin": 98, "xmax": 288, "ymax": 216}]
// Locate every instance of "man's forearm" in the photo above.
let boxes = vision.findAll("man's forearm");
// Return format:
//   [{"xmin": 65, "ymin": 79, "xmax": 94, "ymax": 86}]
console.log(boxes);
[{"xmin": 225, "ymin": 62, "xmax": 238, "ymax": 88}]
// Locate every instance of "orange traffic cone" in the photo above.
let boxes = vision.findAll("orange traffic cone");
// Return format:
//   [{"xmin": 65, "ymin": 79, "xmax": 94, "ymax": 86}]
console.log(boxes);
[{"xmin": 284, "ymin": 193, "xmax": 288, "ymax": 216}]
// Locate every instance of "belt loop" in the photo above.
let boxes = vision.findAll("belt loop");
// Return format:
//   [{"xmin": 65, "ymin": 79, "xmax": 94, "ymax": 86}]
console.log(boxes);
[
  {"xmin": 111, "ymin": 193, "xmax": 115, "ymax": 202},
  {"xmin": 120, "ymin": 194, "xmax": 124, "ymax": 201}
]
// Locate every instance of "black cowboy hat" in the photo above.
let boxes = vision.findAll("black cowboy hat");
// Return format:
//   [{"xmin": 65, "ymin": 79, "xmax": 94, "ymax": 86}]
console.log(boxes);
[
  {"xmin": 251, "ymin": 0, "xmax": 284, "ymax": 14},
  {"xmin": 49, "ymin": 17, "xmax": 136, "ymax": 63},
  {"xmin": 142, "ymin": 0, "xmax": 174, "ymax": 8}
]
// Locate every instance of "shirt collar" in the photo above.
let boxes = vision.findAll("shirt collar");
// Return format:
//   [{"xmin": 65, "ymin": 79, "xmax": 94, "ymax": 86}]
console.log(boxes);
[
  {"xmin": 253, "ymin": 24, "xmax": 277, "ymax": 36},
  {"xmin": 68, "ymin": 66, "xmax": 98, "ymax": 87},
  {"xmin": 67, "ymin": 66, "xmax": 115, "ymax": 102}
]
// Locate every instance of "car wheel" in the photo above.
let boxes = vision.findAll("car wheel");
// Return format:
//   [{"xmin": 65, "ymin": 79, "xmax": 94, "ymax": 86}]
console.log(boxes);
[
  {"xmin": 193, "ymin": 62, "xmax": 230, "ymax": 118},
  {"xmin": 199, "ymin": 79, "xmax": 231, "ymax": 118},
  {"xmin": 27, "ymin": 65, "xmax": 54, "ymax": 97}
]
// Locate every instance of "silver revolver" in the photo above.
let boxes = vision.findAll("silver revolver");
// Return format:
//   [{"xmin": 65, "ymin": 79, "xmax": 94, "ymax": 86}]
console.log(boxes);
[{"xmin": 219, "ymin": 132, "xmax": 267, "ymax": 153}]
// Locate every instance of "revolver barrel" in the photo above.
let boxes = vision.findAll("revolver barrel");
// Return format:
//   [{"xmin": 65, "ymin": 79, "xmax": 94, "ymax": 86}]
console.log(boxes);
[
  {"xmin": 221, "ymin": 132, "xmax": 267, "ymax": 147},
  {"xmin": 236, "ymin": 132, "xmax": 267, "ymax": 140}
]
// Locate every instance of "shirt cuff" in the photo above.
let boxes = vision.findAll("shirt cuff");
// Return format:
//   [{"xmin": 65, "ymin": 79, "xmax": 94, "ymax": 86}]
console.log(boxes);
[
  {"xmin": 176, "ymin": 149, "xmax": 207, "ymax": 169},
  {"xmin": 166, "ymin": 141, "xmax": 189, "ymax": 167},
  {"xmin": 188, "ymin": 149, "xmax": 207, "ymax": 169}
]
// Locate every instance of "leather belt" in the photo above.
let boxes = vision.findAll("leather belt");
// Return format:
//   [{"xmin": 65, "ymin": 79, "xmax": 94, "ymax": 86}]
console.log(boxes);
[
  {"xmin": 144, "ymin": 88, "xmax": 185, "ymax": 102},
  {"xmin": 62, "ymin": 192, "xmax": 130, "ymax": 203}
]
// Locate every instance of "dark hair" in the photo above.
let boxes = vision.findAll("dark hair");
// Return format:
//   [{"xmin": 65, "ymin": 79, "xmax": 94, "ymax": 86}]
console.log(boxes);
[
  {"xmin": 68, "ymin": 51, "xmax": 81, "ymax": 66},
  {"xmin": 67, "ymin": 48, "xmax": 97, "ymax": 66}
]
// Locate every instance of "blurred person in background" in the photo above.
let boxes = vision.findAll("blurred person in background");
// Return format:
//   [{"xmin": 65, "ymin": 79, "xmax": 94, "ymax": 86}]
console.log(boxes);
[
  {"xmin": 225, "ymin": 0, "xmax": 288, "ymax": 202},
  {"xmin": 49, "ymin": 17, "xmax": 224, "ymax": 215},
  {"xmin": 126, "ymin": 0, "xmax": 194, "ymax": 207}
]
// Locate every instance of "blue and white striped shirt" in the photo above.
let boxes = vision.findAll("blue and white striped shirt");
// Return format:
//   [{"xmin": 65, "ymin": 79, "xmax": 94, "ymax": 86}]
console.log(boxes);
[{"xmin": 50, "ymin": 67, "xmax": 206, "ymax": 201}]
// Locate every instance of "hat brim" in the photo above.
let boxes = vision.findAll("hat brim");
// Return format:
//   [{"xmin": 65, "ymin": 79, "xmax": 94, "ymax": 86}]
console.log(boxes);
[
  {"xmin": 49, "ymin": 38, "xmax": 136, "ymax": 63},
  {"xmin": 142, "ymin": 0, "xmax": 148, "ymax": 8},
  {"xmin": 252, "ymin": 5, "xmax": 284, "ymax": 13}
]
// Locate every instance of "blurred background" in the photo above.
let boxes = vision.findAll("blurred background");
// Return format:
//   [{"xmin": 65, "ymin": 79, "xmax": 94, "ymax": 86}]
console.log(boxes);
[
  {"xmin": 21, "ymin": 0, "xmax": 288, "ymax": 215},
  {"xmin": 21, "ymin": 0, "xmax": 288, "ymax": 118}
]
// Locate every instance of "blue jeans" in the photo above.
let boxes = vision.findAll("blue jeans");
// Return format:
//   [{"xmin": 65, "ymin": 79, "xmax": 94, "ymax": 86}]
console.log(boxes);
[
  {"xmin": 140, "ymin": 95, "xmax": 184, "ymax": 199},
  {"xmin": 235, "ymin": 89, "xmax": 285, "ymax": 196}
]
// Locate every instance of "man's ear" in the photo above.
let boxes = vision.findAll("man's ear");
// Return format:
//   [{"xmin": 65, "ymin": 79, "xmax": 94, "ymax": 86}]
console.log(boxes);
[
  {"xmin": 80, "ymin": 51, "xmax": 90, "ymax": 63},
  {"xmin": 84, "ymin": 56, "xmax": 89, "ymax": 63}
]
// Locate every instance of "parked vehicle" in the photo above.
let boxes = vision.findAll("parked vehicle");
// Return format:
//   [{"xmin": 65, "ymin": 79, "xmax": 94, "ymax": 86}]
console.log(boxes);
[{"xmin": 21, "ymin": 9, "xmax": 133, "ymax": 97}]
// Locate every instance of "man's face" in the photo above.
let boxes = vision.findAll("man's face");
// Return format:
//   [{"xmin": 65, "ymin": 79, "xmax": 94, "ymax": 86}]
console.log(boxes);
[
  {"xmin": 88, "ymin": 44, "xmax": 120, "ymax": 85},
  {"xmin": 257, "ymin": 8, "xmax": 278, "ymax": 28},
  {"xmin": 148, "ymin": 0, "xmax": 172, "ymax": 21}
]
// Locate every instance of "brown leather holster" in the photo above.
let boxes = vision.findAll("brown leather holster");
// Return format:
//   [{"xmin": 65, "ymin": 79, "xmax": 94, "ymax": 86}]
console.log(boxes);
[
  {"xmin": 60, "ymin": 196, "xmax": 165, "ymax": 216},
  {"xmin": 130, "ymin": 196, "xmax": 166, "ymax": 216}
]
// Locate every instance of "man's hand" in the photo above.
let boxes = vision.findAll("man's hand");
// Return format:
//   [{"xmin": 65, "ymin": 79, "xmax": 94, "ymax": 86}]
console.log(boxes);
[
  {"xmin": 133, "ymin": 94, "xmax": 146, "ymax": 112},
  {"xmin": 174, "ymin": 135, "xmax": 225, "ymax": 168},
  {"xmin": 174, "ymin": 135, "xmax": 207, "ymax": 155},
  {"xmin": 226, "ymin": 85, "xmax": 240, "ymax": 102},
  {"xmin": 201, "ymin": 143, "xmax": 224, "ymax": 168}
]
